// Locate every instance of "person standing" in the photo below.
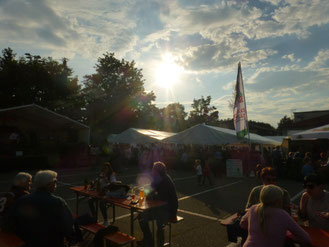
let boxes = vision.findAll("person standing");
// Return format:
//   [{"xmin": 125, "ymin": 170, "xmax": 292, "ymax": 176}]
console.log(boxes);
[
  {"xmin": 137, "ymin": 161, "xmax": 178, "ymax": 247},
  {"xmin": 194, "ymin": 159, "xmax": 202, "ymax": 186},
  {"xmin": 202, "ymin": 159, "xmax": 213, "ymax": 185},
  {"xmin": 7, "ymin": 170, "xmax": 76, "ymax": 247}
]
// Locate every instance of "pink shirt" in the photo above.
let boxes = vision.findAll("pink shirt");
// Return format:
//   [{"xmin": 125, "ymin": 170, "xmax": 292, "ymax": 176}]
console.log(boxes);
[{"xmin": 240, "ymin": 204, "xmax": 311, "ymax": 247}]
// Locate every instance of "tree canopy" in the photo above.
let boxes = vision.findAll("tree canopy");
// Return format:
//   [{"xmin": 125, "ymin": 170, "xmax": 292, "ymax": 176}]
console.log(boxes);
[
  {"xmin": 188, "ymin": 96, "xmax": 219, "ymax": 126},
  {"xmin": 0, "ymin": 47, "xmax": 282, "ymax": 142},
  {"xmin": 82, "ymin": 52, "xmax": 156, "ymax": 137},
  {"xmin": 0, "ymin": 48, "xmax": 82, "ymax": 117}
]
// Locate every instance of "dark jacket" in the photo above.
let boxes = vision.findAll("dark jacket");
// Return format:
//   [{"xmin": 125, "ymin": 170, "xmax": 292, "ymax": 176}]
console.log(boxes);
[
  {"xmin": 10, "ymin": 185, "xmax": 30, "ymax": 201},
  {"xmin": 8, "ymin": 188, "xmax": 75, "ymax": 247},
  {"xmin": 151, "ymin": 174, "xmax": 178, "ymax": 219}
]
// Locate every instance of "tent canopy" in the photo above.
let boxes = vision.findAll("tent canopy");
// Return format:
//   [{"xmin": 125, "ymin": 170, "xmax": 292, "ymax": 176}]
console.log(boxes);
[
  {"xmin": 107, "ymin": 128, "xmax": 176, "ymax": 144},
  {"xmin": 162, "ymin": 124, "xmax": 280, "ymax": 145},
  {"xmin": 291, "ymin": 124, "xmax": 329, "ymax": 140}
]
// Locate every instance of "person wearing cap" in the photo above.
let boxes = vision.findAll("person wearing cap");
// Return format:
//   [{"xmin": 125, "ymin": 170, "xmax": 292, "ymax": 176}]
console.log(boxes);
[
  {"xmin": 299, "ymin": 174, "xmax": 329, "ymax": 231},
  {"xmin": 137, "ymin": 161, "xmax": 178, "ymax": 247},
  {"xmin": 7, "ymin": 170, "xmax": 76, "ymax": 247},
  {"xmin": 246, "ymin": 167, "xmax": 291, "ymax": 213}
]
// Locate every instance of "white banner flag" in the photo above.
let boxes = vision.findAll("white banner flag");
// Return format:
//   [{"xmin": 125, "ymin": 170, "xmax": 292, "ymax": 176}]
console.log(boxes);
[{"xmin": 233, "ymin": 62, "xmax": 248, "ymax": 138}]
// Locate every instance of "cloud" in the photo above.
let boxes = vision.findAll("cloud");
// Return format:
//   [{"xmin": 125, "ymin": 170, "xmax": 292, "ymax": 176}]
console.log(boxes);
[
  {"xmin": 0, "ymin": 0, "xmax": 139, "ymax": 60},
  {"xmin": 180, "ymin": 40, "xmax": 277, "ymax": 73},
  {"xmin": 282, "ymin": 53, "xmax": 300, "ymax": 62},
  {"xmin": 305, "ymin": 49, "xmax": 329, "ymax": 70}
]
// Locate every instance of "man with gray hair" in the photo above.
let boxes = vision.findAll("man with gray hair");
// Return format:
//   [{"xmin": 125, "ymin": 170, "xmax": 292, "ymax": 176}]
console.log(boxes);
[
  {"xmin": 137, "ymin": 161, "xmax": 178, "ymax": 247},
  {"xmin": 11, "ymin": 172, "xmax": 32, "ymax": 199},
  {"xmin": 0, "ymin": 172, "xmax": 31, "ymax": 229},
  {"xmin": 8, "ymin": 170, "xmax": 76, "ymax": 247}
]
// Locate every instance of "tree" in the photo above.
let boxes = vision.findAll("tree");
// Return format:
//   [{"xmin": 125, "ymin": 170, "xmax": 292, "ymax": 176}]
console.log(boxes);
[
  {"xmin": 0, "ymin": 48, "xmax": 82, "ymax": 118},
  {"xmin": 187, "ymin": 96, "xmax": 219, "ymax": 126},
  {"xmin": 82, "ymin": 52, "xmax": 156, "ymax": 139},
  {"xmin": 277, "ymin": 115, "xmax": 294, "ymax": 135},
  {"xmin": 248, "ymin": 120, "xmax": 277, "ymax": 136},
  {"xmin": 159, "ymin": 103, "xmax": 187, "ymax": 132}
]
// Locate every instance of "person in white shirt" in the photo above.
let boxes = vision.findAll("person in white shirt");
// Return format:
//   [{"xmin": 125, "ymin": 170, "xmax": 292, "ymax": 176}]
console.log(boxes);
[{"xmin": 194, "ymin": 159, "xmax": 202, "ymax": 186}]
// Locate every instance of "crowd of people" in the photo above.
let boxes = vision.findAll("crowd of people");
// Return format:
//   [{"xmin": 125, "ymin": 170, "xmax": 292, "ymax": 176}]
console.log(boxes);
[
  {"xmin": 109, "ymin": 143, "xmax": 329, "ymax": 180},
  {"xmin": 0, "ymin": 152, "xmax": 328, "ymax": 247}
]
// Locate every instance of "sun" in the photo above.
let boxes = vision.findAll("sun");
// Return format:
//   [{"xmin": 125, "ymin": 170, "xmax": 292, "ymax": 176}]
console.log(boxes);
[{"xmin": 155, "ymin": 54, "xmax": 182, "ymax": 89}]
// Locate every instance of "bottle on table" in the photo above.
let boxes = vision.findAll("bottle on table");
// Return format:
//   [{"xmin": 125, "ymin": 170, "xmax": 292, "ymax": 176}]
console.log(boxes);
[{"xmin": 139, "ymin": 187, "xmax": 145, "ymax": 200}]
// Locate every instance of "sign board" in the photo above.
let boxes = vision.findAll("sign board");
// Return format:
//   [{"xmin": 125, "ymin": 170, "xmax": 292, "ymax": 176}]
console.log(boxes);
[{"xmin": 226, "ymin": 159, "xmax": 243, "ymax": 177}]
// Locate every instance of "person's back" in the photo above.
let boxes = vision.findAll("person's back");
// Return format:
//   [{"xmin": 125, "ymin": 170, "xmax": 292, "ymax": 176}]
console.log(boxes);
[
  {"xmin": 151, "ymin": 170, "xmax": 178, "ymax": 219},
  {"xmin": 241, "ymin": 185, "xmax": 311, "ymax": 247},
  {"xmin": 11, "ymin": 189, "xmax": 74, "ymax": 247},
  {"xmin": 8, "ymin": 170, "xmax": 75, "ymax": 247},
  {"xmin": 0, "ymin": 172, "xmax": 32, "ymax": 230},
  {"xmin": 241, "ymin": 205, "xmax": 310, "ymax": 247}
]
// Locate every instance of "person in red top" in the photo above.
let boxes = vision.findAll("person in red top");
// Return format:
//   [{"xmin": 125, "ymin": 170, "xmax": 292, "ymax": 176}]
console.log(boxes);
[{"xmin": 202, "ymin": 159, "xmax": 213, "ymax": 185}]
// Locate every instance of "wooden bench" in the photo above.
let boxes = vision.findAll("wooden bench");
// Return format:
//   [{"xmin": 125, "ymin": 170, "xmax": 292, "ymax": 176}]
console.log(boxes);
[
  {"xmin": 220, "ymin": 213, "xmax": 239, "ymax": 226},
  {"xmin": 0, "ymin": 231, "xmax": 25, "ymax": 247},
  {"xmin": 80, "ymin": 223, "xmax": 135, "ymax": 246}
]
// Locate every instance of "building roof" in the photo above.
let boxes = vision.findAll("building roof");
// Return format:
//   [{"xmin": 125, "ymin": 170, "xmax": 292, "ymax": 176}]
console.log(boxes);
[{"xmin": 0, "ymin": 104, "xmax": 89, "ymax": 130}]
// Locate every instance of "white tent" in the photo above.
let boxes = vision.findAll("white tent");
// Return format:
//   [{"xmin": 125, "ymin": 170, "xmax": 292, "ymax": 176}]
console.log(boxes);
[
  {"xmin": 162, "ymin": 124, "xmax": 237, "ymax": 145},
  {"xmin": 291, "ymin": 124, "xmax": 329, "ymax": 140},
  {"xmin": 162, "ymin": 124, "xmax": 280, "ymax": 145},
  {"xmin": 107, "ymin": 128, "xmax": 176, "ymax": 144},
  {"xmin": 264, "ymin": 136, "xmax": 287, "ymax": 144}
]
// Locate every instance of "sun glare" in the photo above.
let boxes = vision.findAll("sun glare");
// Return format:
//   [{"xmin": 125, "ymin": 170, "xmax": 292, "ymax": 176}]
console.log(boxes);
[{"xmin": 155, "ymin": 54, "xmax": 182, "ymax": 89}]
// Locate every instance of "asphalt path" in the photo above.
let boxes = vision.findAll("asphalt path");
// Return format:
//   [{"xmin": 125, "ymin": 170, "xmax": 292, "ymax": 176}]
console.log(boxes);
[{"xmin": 0, "ymin": 166, "xmax": 307, "ymax": 247}]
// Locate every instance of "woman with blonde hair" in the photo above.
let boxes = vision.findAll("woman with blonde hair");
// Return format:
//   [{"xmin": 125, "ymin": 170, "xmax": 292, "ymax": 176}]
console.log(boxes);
[{"xmin": 240, "ymin": 185, "xmax": 311, "ymax": 247}]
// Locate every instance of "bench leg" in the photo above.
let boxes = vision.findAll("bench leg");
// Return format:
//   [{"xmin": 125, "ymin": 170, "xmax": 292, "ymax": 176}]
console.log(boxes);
[
  {"xmin": 152, "ymin": 220, "xmax": 155, "ymax": 247},
  {"xmin": 112, "ymin": 204, "xmax": 115, "ymax": 223},
  {"xmin": 168, "ymin": 224, "xmax": 172, "ymax": 247}
]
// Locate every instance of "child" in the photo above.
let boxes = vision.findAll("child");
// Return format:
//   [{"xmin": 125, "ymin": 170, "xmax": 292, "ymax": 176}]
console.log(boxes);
[{"xmin": 195, "ymin": 159, "xmax": 202, "ymax": 186}]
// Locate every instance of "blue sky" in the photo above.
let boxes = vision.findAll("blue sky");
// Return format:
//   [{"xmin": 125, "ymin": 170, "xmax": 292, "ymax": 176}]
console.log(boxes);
[{"xmin": 1, "ymin": 0, "xmax": 329, "ymax": 127}]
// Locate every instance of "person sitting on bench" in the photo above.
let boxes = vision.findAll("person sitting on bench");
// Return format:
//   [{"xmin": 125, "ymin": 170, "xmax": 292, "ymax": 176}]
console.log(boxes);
[
  {"xmin": 246, "ymin": 167, "xmax": 291, "ymax": 213},
  {"xmin": 137, "ymin": 161, "xmax": 178, "ymax": 247},
  {"xmin": 0, "ymin": 172, "xmax": 32, "ymax": 230},
  {"xmin": 240, "ymin": 185, "xmax": 311, "ymax": 247},
  {"xmin": 7, "ymin": 170, "xmax": 77, "ymax": 247}
]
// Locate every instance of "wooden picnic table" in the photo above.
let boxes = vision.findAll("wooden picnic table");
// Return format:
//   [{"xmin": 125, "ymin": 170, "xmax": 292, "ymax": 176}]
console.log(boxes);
[
  {"xmin": 301, "ymin": 225, "xmax": 329, "ymax": 247},
  {"xmin": 0, "ymin": 231, "xmax": 24, "ymax": 247},
  {"xmin": 70, "ymin": 186, "xmax": 166, "ymax": 246}
]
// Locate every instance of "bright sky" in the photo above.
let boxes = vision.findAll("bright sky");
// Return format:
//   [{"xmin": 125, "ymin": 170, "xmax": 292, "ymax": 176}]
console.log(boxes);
[{"xmin": 1, "ymin": 0, "xmax": 329, "ymax": 127}]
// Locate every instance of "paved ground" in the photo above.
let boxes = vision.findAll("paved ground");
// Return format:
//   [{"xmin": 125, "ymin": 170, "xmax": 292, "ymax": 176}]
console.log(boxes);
[{"xmin": 0, "ymin": 166, "xmax": 309, "ymax": 247}]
